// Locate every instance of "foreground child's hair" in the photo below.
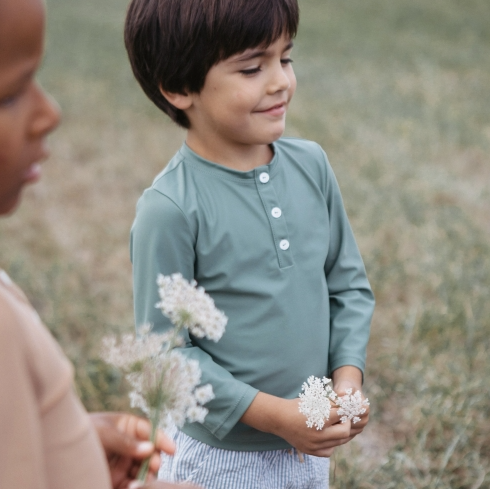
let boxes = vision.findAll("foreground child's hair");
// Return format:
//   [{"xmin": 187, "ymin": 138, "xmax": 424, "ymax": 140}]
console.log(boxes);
[{"xmin": 124, "ymin": 0, "xmax": 299, "ymax": 128}]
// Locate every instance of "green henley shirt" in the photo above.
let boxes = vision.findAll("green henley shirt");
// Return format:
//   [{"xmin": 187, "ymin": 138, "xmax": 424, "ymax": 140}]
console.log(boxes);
[{"xmin": 130, "ymin": 137, "xmax": 374, "ymax": 451}]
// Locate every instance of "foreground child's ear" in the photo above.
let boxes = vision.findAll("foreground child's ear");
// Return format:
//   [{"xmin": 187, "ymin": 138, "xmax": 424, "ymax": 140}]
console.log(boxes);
[{"xmin": 159, "ymin": 86, "xmax": 193, "ymax": 110}]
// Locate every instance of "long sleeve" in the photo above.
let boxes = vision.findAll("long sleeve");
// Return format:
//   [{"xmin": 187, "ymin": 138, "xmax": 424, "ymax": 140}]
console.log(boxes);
[
  {"xmin": 0, "ymin": 275, "xmax": 111, "ymax": 489},
  {"xmin": 321, "ymin": 153, "xmax": 375, "ymax": 376},
  {"xmin": 130, "ymin": 189, "xmax": 258, "ymax": 440}
]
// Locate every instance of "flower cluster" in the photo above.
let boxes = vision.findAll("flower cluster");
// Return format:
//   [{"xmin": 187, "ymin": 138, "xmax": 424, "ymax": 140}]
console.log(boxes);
[
  {"xmin": 101, "ymin": 325, "xmax": 214, "ymax": 430},
  {"xmin": 298, "ymin": 376, "xmax": 369, "ymax": 430},
  {"xmin": 336, "ymin": 388, "xmax": 370, "ymax": 424},
  {"xmin": 298, "ymin": 376, "xmax": 337, "ymax": 430},
  {"xmin": 101, "ymin": 274, "xmax": 227, "ymax": 483},
  {"xmin": 156, "ymin": 273, "xmax": 227, "ymax": 342}
]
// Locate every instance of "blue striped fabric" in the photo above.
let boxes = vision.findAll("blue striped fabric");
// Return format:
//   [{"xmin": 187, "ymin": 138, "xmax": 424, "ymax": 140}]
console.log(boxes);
[{"xmin": 159, "ymin": 430, "xmax": 330, "ymax": 489}]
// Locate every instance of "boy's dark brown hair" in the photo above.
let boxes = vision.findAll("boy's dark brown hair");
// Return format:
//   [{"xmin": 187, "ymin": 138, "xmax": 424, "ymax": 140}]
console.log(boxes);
[{"xmin": 124, "ymin": 0, "xmax": 299, "ymax": 128}]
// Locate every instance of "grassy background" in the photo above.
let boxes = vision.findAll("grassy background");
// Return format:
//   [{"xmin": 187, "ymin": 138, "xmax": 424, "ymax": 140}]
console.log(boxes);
[{"xmin": 1, "ymin": 0, "xmax": 489, "ymax": 486}]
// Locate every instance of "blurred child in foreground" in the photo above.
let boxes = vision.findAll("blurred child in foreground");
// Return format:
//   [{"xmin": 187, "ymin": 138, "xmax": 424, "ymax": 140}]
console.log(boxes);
[
  {"xmin": 0, "ymin": 0, "xmax": 197, "ymax": 487},
  {"xmin": 126, "ymin": 0, "xmax": 375, "ymax": 487}
]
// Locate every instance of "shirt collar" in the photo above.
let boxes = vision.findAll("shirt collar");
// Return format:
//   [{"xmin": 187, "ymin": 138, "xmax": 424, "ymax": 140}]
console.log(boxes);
[{"xmin": 179, "ymin": 141, "xmax": 280, "ymax": 182}]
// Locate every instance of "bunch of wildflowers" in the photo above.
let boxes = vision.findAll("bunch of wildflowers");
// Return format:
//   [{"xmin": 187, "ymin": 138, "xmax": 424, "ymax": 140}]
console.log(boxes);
[
  {"xmin": 298, "ymin": 376, "xmax": 369, "ymax": 430},
  {"xmin": 101, "ymin": 273, "xmax": 227, "ymax": 483}
]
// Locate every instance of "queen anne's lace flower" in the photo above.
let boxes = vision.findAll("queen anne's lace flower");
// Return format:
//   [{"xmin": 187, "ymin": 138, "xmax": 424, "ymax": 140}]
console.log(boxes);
[
  {"xmin": 102, "ymin": 330, "xmax": 212, "ymax": 431},
  {"xmin": 102, "ymin": 274, "xmax": 226, "ymax": 482},
  {"xmin": 298, "ymin": 376, "xmax": 370, "ymax": 429},
  {"xmin": 102, "ymin": 274, "xmax": 227, "ymax": 436},
  {"xmin": 101, "ymin": 325, "xmax": 172, "ymax": 370},
  {"xmin": 336, "ymin": 388, "xmax": 370, "ymax": 424},
  {"xmin": 299, "ymin": 376, "xmax": 336, "ymax": 430},
  {"xmin": 156, "ymin": 273, "xmax": 227, "ymax": 342},
  {"xmin": 194, "ymin": 384, "xmax": 215, "ymax": 405}
]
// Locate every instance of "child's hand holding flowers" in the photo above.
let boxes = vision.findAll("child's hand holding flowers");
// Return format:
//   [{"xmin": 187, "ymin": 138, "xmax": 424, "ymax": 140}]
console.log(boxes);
[
  {"xmin": 299, "ymin": 366, "xmax": 369, "ymax": 435},
  {"xmin": 101, "ymin": 273, "xmax": 227, "ymax": 485}
]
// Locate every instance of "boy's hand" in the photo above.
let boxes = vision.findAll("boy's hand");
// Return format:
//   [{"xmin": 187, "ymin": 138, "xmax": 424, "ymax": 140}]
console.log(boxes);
[
  {"xmin": 273, "ymin": 398, "xmax": 354, "ymax": 457},
  {"xmin": 240, "ymin": 393, "xmax": 353, "ymax": 458},
  {"xmin": 332, "ymin": 366, "xmax": 369, "ymax": 437},
  {"xmin": 90, "ymin": 412, "xmax": 175, "ymax": 489}
]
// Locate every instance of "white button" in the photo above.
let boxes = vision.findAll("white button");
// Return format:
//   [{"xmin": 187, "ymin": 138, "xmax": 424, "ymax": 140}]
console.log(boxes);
[
  {"xmin": 271, "ymin": 207, "xmax": 282, "ymax": 218},
  {"xmin": 259, "ymin": 172, "xmax": 270, "ymax": 183},
  {"xmin": 279, "ymin": 239, "xmax": 290, "ymax": 250}
]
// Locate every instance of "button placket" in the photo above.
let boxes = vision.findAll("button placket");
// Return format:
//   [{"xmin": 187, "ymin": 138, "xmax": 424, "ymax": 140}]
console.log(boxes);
[{"xmin": 255, "ymin": 169, "xmax": 293, "ymax": 269}]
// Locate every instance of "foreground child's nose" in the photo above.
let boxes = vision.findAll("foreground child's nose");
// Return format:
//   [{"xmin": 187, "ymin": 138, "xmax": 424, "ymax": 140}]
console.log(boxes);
[{"xmin": 30, "ymin": 82, "xmax": 61, "ymax": 138}]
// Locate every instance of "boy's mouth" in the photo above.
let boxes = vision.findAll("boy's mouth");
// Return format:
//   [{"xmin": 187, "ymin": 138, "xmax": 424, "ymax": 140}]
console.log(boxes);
[
  {"xmin": 256, "ymin": 102, "xmax": 287, "ymax": 116},
  {"xmin": 23, "ymin": 146, "xmax": 50, "ymax": 184},
  {"xmin": 23, "ymin": 162, "xmax": 43, "ymax": 184}
]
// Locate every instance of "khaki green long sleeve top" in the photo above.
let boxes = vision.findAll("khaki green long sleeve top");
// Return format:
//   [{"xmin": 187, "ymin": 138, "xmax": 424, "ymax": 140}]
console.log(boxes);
[{"xmin": 131, "ymin": 137, "xmax": 374, "ymax": 451}]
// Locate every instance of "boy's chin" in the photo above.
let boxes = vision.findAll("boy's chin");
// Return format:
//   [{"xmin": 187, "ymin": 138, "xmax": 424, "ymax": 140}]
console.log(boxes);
[{"xmin": 255, "ymin": 126, "xmax": 286, "ymax": 145}]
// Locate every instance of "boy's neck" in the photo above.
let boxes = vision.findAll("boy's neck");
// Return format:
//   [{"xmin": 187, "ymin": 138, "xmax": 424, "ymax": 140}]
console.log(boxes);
[{"xmin": 185, "ymin": 131, "xmax": 274, "ymax": 172}]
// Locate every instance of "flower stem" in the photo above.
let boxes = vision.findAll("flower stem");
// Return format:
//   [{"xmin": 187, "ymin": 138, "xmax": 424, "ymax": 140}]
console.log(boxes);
[
  {"xmin": 136, "ymin": 408, "xmax": 160, "ymax": 482},
  {"xmin": 136, "ymin": 323, "xmax": 184, "ymax": 483}
]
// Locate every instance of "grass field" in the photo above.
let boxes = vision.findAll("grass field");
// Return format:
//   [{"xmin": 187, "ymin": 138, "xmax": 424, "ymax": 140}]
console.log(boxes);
[{"xmin": 1, "ymin": 0, "xmax": 489, "ymax": 487}]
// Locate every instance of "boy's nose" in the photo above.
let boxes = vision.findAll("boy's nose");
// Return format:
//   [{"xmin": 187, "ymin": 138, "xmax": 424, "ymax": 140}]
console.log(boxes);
[
  {"xmin": 267, "ymin": 63, "xmax": 293, "ymax": 94},
  {"xmin": 30, "ymin": 83, "xmax": 61, "ymax": 138}
]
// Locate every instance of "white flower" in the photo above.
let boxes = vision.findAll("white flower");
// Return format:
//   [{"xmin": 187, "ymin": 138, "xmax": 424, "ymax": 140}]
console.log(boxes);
[
  {"xmin": 101, "ymin": 328, "xmax": 214, "ymax": 430},
  {"xmin": 298, "ymin": 376, "xmax": 370, "ymax": 429},
  {"xmin": 102, "ymin": 274, "xmax": 226, "ymax": 483},
  {"xmin": 336, "ymin": 388, "xmax": 370, "ymax": 424},
  {"xmin": 187, "ymin": 405, "xmax": 209, "ymax": 424},
  {"xmin": 194, "ymin": 384, "xmax": 215, "ymax": 405},
  {"xmin": 101, "ymin": 324, "xmax": 171, "ymax": 370},
  {"xmin": 298, "ymin": 376, "xmax": 336, "ymax": 430},
  {"xmin": 156, "ymin": 273, "xmax": 227, "ymax": 342}
]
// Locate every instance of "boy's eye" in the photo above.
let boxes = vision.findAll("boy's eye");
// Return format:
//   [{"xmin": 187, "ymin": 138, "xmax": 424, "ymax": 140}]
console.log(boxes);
[
  {"xmin": 0, "ymin": 94, "xmax": 18, "ymax": 108},
  {"xmin": 281, "ymin": 58, "xmax": 293, "ymax": 65},
  {"xmin": 0, "ymin": 85, "xmax": 27, "ymax": 108},
  {"xmin": 240, "ymin": 67, "xmax": 261, "ymax": 76}
]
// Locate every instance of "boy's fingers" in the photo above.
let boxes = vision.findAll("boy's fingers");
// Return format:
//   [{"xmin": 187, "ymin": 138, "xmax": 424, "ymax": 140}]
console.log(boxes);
[
  {"xmin": 327, "ymin": 408, "xmax": 342, "ymax": 425},
  {"xmin": 103, "ymin": 426, "xmax": 155, "ymax": 458},
  {"xmin": 149, "ymin": 452, "xmax": 163, "ymax": 473},
  {"xmin": 310, "ymin": 435, "xmax": 354, "ymax": 453},
  {"xmin": 99, "ymin": 413, "xmax": 175, "ymax": 458},
  {"xmin": 153, "ymin": 431, "xmax": 176, "ymax": 455},
  {"xmin": 319, "ymin": 419, "xmax": 351, "ymax": 441},
  {"xmin": 313, "ymin": 447, "xmax": 335, "ymax": 458},
  {"xmin": 129, "ymin": 416, "xmax": 175, "ymax": 455}
]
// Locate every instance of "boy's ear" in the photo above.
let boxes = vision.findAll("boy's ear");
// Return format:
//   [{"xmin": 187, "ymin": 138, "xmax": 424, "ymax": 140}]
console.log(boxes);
[{"xmin": 159, "ymin": 86, "xmax": 193, "ymax": 110}]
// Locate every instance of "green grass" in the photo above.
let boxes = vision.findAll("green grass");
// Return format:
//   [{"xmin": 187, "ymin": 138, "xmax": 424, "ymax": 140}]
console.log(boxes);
[{"xmin": 1, "ymin": 0, "xmax": 489, "ymax": 486}]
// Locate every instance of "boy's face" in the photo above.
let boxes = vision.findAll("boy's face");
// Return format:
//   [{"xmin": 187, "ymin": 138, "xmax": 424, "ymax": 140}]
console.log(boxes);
[
  {"xmin": 185, "ymin": 34, "xmax": 296, "ymax": 157},
  {"xmin": 0, "ymin": 0, "xmax": 60, "ymax": 215}
]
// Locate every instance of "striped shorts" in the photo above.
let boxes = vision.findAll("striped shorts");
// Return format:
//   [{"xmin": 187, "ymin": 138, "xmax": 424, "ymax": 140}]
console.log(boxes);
[{"xmin": 159, "ymin": 430, "xmax": 330, "ymax": 489}]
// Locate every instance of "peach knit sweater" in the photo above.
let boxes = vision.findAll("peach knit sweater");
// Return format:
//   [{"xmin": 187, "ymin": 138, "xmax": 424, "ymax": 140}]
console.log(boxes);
[{"xmin": 0, "ymin": 270, "xmax": 111, "ymax": 489}]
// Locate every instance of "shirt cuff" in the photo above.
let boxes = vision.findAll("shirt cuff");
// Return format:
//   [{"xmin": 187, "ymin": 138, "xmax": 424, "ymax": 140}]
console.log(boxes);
[{"xmin": 212, "ymin": 386, "xmax": 260, "ymax": 440}]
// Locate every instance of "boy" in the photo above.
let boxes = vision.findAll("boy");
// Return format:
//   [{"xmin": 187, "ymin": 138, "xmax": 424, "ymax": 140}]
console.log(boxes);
[{"xmin": 126, "ymin": 0, "xmax": 375, "ymax": 487}]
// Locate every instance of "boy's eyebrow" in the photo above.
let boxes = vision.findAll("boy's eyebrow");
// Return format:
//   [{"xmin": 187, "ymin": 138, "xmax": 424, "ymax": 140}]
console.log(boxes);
[{"xmin": 232, "ymin": 41, "xmax": 294, "ymax": 63}]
